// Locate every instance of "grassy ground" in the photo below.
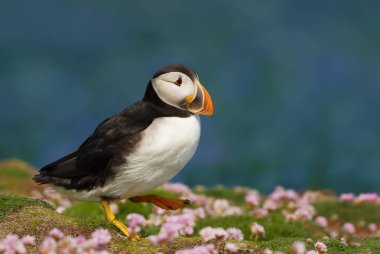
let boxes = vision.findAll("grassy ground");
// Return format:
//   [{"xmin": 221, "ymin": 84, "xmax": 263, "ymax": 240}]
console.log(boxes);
[
  {"xmin": 1, "ymin": 160, "xmax": 380, "ymax": 253},
  {"xmin": 1, "ymin": 193, "xmax": 380, "ymax": 253}
]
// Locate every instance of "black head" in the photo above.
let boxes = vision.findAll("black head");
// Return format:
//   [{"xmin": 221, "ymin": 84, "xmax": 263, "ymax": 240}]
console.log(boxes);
[{"xmin": 144, "ymin": 64, "xmax": 214, "ymax": 116}]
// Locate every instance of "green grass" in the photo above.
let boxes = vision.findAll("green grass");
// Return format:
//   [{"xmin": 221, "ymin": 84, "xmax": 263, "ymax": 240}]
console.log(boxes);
[
  {"xmin": 195, "ymin": 213, "xmax": 315, "ymax": 241},
  {"xmin": 0, "ymin": 167, "xmax": 31, "ymax": 178},
  {"xmin": 61, "ymin": 191, "xmax": 380, "ymax": 253},
  {"xmin": 0, "ymin": 194, "xmax": 52, "ymax": 221},
  {"xmin": 2, "ymin": 182, "xmax": 380, "ymax": 254},
  {"xmin": 194, "ymin": 186, "xmax": 246, "ymax": 205},
  {"xmin": 315, "ymin": 201, "xmax": 380, "ymax": 224},
  {"xmin": 260, "ymin": 237, "xmax": 380, "ymax": 254}
]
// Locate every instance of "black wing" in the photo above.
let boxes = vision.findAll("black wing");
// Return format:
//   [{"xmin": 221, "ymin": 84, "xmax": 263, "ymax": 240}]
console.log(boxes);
[{"xmin": 33, "ymin": 102, "xmax": 154, "ymax": 190}]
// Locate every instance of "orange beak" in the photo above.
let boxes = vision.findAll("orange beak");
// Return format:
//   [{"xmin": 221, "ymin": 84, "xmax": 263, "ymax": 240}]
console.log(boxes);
[{"xmin": 186, "ymin": 81, "xmax": 214, "ymax": 116}]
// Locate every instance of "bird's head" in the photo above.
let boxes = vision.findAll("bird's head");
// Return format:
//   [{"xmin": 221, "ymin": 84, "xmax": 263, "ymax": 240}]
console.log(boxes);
[{"xmin": 147, "ymin": 64, "xmax": 214, "ymax": 116}]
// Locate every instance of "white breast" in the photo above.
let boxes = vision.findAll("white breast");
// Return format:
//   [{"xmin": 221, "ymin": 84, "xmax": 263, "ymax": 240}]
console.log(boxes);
[{"xmin": 103, "ymin": 114, "xmax": 201, "ymax": 199}]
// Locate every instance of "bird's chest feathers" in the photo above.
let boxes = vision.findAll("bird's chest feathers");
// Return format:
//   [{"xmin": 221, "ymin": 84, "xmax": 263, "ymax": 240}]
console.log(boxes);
[
  {"xmin": 113, "ymin": 115, "xmax": 200, "ymax": 196},
  {"xmin": 134, "ymin": 115, "xmax": 200, "ymax": 165}
]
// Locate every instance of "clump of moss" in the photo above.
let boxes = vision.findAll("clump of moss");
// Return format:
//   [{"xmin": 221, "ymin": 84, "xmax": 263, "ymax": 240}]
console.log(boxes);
[{"xmin": 0, "ymin": 194, "xmax": 52, "ymax": 221}]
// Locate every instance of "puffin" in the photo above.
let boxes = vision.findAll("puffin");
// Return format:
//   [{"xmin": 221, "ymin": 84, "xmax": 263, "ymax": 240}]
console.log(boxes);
[{"xmin": 33, "ymin": 64, "xmax": 214, "ymax": 240}]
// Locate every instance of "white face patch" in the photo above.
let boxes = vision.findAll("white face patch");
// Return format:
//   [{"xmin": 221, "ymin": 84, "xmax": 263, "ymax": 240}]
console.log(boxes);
[{"xmin": 151, "ymin": 72, "xmax": 195, "ymax": 109}]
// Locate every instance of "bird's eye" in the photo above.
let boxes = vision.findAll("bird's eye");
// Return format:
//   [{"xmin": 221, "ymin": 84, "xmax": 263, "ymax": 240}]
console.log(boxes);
[{"xmin": 174, "ymin": 77, "xmax": 182, "ymax": 86}]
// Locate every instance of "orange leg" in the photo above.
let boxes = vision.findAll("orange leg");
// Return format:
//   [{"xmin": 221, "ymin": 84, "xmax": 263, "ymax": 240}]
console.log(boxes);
[
  {"xmin": 101, "ymin": 200, "xmax": 141, "ymax": 241},
  {"xmin": 129, "ymin": 194, "xmax": 190, "ymax": 210}
]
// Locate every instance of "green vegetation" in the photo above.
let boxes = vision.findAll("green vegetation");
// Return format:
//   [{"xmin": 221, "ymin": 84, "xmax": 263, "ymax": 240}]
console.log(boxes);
[
  {"xmin": 1, "ymin": 192, "xmax": 380, "ymax": 253},
  {"xmin": 1, "ymin": 164, "xmax": 380, "ymax": 254},
  {"xmin": 194, "ymin": 186, "xmax": 246, "ymax": 205},
  {"xmin": 0, "ymin": 167, "xmax": 30, "ymax": 178},
  {"xmin": 315, "ymin": 201, "xmax": 380, "ymax": 224},
  {"xmin": 194, "ymin": 213, "xmax": 319, "ymax": 242},
  {"xmin": 0, "ymin": 194, "xmax": 52, "ymax": 221}
]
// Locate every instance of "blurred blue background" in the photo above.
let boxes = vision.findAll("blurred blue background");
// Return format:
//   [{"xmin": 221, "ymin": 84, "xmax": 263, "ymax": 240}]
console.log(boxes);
[{"xmin": 1, "ymin": 1, "xmax": 380, "ymax": 193}]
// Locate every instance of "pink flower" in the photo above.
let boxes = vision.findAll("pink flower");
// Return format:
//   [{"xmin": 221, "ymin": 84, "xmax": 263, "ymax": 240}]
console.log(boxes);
[
  {"xmin": 199, "ymin": 227, "xmax": 216, "ymax": 242},
  {"xmin": 269, "ymin": 186, "xmax": 299, "ymax": 202},
  {"xmin": 291, "ymin": 241, "xmax": 306, "ymax": 254},
  {"xmin": 223, "ymin": 206, "xmax": 243, "ymax": 216},
  {"xmin": 183, "ymin": 207, "xmax": 206, "ymax": 220},
  {"xmin": 245, "ymin": 191, "xmax": 260, "ymax": 208},
  {"xmin": 199, "ymin": 227, "xmax": 228, "ymax": 242},
  {"xmin": 356, "ymin": 193, "xmax": 379, "ymax": 203},
  {"xmin": 0, "ymin": 234, "xmax": 26, "ymax": 254},
  {"xmin": 250, "ymin": 222, "xmax": 265, "ymax": 238},
  {"xmin": 213, "ymin": 199, "xmax": 230, "ymax": 216},
  {"xmin": 226, "ymin": 228, "xmax": 244, "ymax": 241},
  {"xmin": 21, "ymin": 235, "xmax": 35, "ymax": 246},
  {"xmin": 58, "ymin": 236, "xmax": 77, "ymax": 253},
  {"xmin": 187, "ymin": 193, "xmax": 208, "ymax": 206},
  {"xmin": 285, "ymin": 213, "xmax": 297, "ymax": 223},
  {"xmin": 175, "ymin": 244, "xmax": 216, "ymax": 254},
  {"xmin": 330, "ymin": 231, "xmax": 339, "ymax": 238},
  {"xmin": 225, "ymin": 243, "xmax": 238, "ymax": 254},
  {"xmin": 182, "ymin": 226, "xmax": 194, "ymax": 236},
  {"xmin": 263, "ymin": 249, "xmax": 273, "ymax": 254},
  {"xmin": 263, "ymin": 199, "xmax": 278, "ymax": 211},
  {"xmin": 39, "ymin": 237, "xmax": 57, "ymax": 254},
  {"xmin": 75, "ymin": 236, "xmax": 86, "ymax": 244},
  {"xmin": 161, "ymin": 183, "xmax": 192, "ymax": 195},
  {"xmin": 148, "ymin": 235, "xmax": 162, "ymax": 247},
  {"xmin": 126, "ymin": 214, "xmax": 146, "ymax": 227},
  {"xmin": 294, "ymin": 206, "xmax": 315, "ymax": 221},
  {"xmin": 149, "ymin": 222, "xmax": 182, "ymax": 246},
  {"xmin": 300, "ymin": 191, "xmax": 318, "ymax": 205},
  {"xmin": 314, "ymin": 241, "xmax": 327, "ymax": 253},
  {"xmin": 269, "ymin": 186, "xmax": 286, "ymax": 201},
  {"xmin": 339, "ymin": 193, "xmax": 355, "ymax": 202},
  {"xmin": 213, "ymin": 228, "xmax": 229, "ymax": 240},
  {"xmin": 39, "ymin": 187, "xmax": 72, "ymax": 212},
  {"xmin": 368, "ymin": 223, "xmax": 378, "ymax": 233},
  {"xmin": 48, "ymin": 228, "xmax": 65, "ymax": 240},
  {"xmin": 340, "ymin": 237, "xmax": 347, "ymax": 246},
  {"xmin": 91, "ymin": 228, "xmax": 112, "ymax": 247},
  {"xmin": 314, "ymin": 216, "xmax": 328, "ymax": 228},
  {"xmin": 126, "ymin": 213, "xmax": 146, "ymax": 234},
  {"xmin": 166, "ymin": 214, "xmax": 195, "ymax": 236},
  {"xmin": 306, "ymin": 251, "xmax": 318, "ymax": 254},
  {"xmin": 254, "ymin": 208, "xmax": 268, "ymax": 218},
  {"xmin": 284, "ymin": 189, "xmax": 299, "ymax": 201},
  {"xmin": 166, "ymin": 213, "xmax": 195, "ymax": 227},
  {"xmin": 342, "ymin": 222, "xmax": 356, "ymax": 234},
  {"xmin": 110, "ymin": 202, "xmax": 119, "ymax": 214},
  {"xmin": 56, "ymin": 206, "xmax": 66, "ymax": 214},
  {"xmin": 153, "ymin": 206, "xmax": 167, "ymax": 215}
]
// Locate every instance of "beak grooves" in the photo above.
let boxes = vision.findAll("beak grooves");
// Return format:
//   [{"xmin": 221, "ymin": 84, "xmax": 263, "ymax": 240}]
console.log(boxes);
[
  {"xmin": 197, "ymin": 84, "xmax": 214, "ymax": 116},
  {"xmin": 186, "ymin": 81, "xmax": 214, "ymax": 116}
]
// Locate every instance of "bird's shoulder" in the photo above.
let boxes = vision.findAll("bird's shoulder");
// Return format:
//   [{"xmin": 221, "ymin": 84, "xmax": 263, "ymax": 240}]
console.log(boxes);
[{"xmin": 76, "ymin": 101, "xmax": 156, "ymax": 169}]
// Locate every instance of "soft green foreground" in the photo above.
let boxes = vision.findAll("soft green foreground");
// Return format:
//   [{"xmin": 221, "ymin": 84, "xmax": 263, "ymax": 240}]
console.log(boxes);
[{"xmin": 1, "ymin": 188, "xmax": 380, "ymax": 253}]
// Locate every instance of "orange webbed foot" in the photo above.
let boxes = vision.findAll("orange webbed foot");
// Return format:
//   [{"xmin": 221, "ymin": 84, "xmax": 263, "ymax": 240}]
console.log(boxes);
[{"xmin": 129, "ymin": 194, "xmax": 190, "ymax": 210}]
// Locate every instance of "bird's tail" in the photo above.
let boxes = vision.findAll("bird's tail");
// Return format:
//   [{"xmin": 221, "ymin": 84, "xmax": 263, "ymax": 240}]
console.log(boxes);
[{"xmin": 33, "ymin": 151, "xmax": 78, "ymax": 186}]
